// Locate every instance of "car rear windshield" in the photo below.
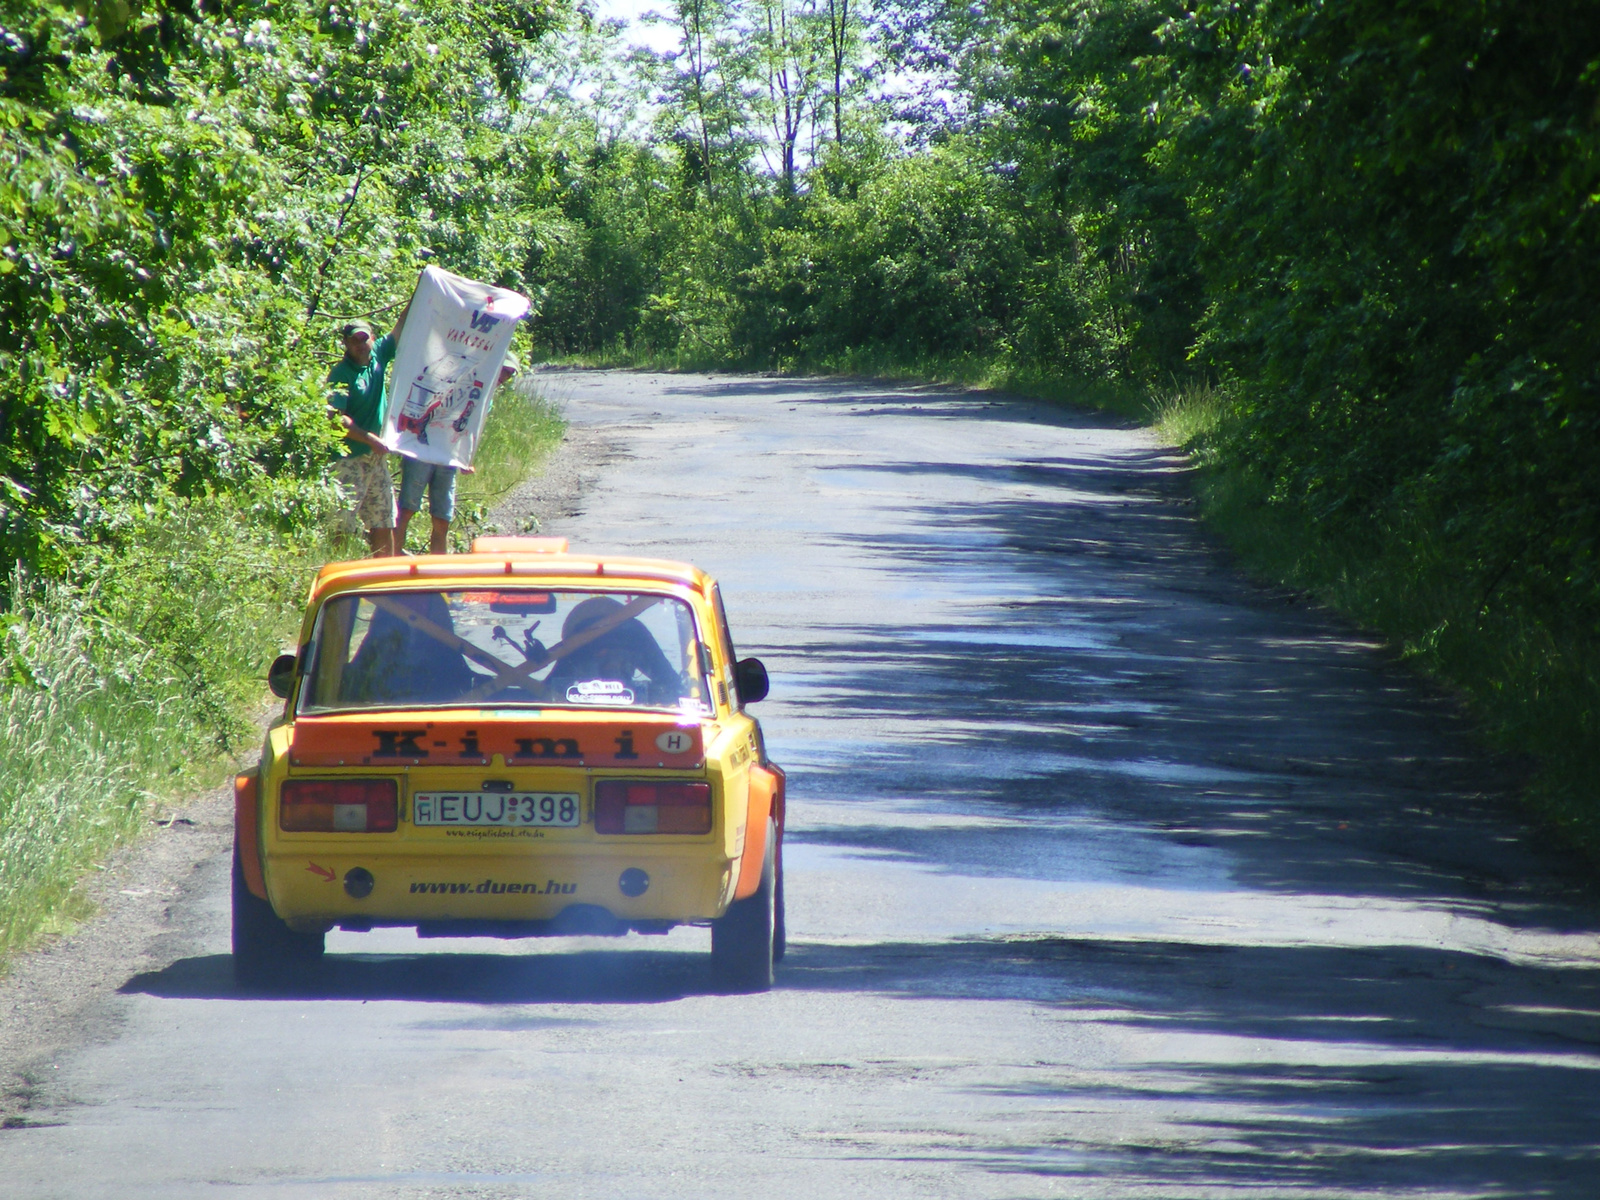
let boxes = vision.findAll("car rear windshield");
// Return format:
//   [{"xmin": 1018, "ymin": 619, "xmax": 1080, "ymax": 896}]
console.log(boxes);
[{"xmin": 297, "ymin": 588, "xmax": 712, "ymax": 715}]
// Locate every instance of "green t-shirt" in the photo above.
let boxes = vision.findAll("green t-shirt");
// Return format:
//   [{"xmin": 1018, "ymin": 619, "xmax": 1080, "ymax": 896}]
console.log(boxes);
[{"xmin": 326, "ymin": 333, "xmax": 397, "ymax": 458}]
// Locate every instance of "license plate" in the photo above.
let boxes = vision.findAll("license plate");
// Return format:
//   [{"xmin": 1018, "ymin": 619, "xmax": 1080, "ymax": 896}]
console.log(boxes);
[{"xmin": 412, "ymin": 792, "xmax": 581, "ymax": 827}]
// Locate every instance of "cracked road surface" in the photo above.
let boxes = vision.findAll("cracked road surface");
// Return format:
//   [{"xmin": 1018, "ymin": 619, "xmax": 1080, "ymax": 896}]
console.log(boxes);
[{"xmin": 2, "ymin": 371, "xmax": 1598, "ymax": 1198}]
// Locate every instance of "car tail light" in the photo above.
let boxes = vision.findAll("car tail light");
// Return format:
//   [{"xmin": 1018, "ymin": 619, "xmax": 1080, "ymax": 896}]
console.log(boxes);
[
  {"xmin": 594, "ymin": 781, "xmax": 712, "ymax": 835},
  {"xmin": 280, "ymin": 779, "xmax": 398, "ymax": 832}
]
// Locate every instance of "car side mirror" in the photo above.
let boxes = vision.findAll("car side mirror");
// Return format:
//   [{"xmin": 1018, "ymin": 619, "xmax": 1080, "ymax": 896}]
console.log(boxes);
[
  {"xmin": 267, "ymin": 653, "xmax": 297, "ymax": 700},
  {"xmin": 734, "ymin": 657, "xmax": 769, "ymax": 704}
]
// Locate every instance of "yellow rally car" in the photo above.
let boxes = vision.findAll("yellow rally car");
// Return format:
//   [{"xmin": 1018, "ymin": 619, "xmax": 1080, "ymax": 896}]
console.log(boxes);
[{"xmin": 233, "ymin": 537, "xmax": 786, "ymax": 991}]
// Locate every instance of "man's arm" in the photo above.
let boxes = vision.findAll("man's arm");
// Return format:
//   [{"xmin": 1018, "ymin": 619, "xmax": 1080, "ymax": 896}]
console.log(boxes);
[
  {"xmin": 326, "ymin": 378, "xmax": 389, "ymax": 455},
  {"xmin": 335, "ymin": 413, "xmax": 389, "ymax": 455}
]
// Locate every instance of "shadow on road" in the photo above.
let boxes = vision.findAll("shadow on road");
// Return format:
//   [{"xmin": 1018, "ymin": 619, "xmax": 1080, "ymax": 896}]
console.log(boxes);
[
  {"xmin": 120, "ymin": 947, "xmax": 719, "ymax": 1005},
  {"xmin": 123, "ymin": 932, "xmax": 1600, "ymax": 1194},
  {"xmin": 768, "ymin": 445, "xmax": 1591, "ymax": 924},
  {"xmin": 702, "ymin": 399, "xmax": 1600, "ymax": 1194},
  {"xmin": 780, "ymin": 936, "xmax": 1600, "ymax": 1197},
  {"xmin": 654, "ymin": 373, "xmax": 1149, "ymax": 431},
  {"xmin": 110, "ymin": 376, "xmax": 1600, "ymax": 1198}
]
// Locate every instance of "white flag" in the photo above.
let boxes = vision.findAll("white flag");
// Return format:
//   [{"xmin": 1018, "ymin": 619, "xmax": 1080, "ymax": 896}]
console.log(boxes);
[{"xmin": 382, "ymin": 266, "xmax": 531, "ymax": 468}]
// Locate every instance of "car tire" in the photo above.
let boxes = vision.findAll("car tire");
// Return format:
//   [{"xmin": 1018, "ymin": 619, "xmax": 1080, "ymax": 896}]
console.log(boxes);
[
  {"xmin": 232, "ymin": 844, "xmax": 324, "ymax": 988},
  {"xmin": 772, "ymin": 847, "xmax": 787, "ymax": 964},
  {"xmin": 711, "ymin": 818, "xmax": 776, "ymax": 992}
]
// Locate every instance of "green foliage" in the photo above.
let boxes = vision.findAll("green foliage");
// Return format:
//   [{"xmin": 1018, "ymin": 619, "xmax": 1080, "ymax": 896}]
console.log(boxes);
[
  {"xmin": 0, "ymin": 0, "xmax": 569, "ymax": 575},
  {"xmin": 0, "ymin": 575, "xmax": 153, "ymax": 954},
  {"xmin": 738, "ymin": 145, "xmax": 1028, "ymax": 364},
  {"xmin": 990, "ymin": 0, "xmax": 1205, "ymax": 378},
  {"xmin": 0, "ymin": 503, "xmax": 324, "ymax": 957},
  {"xmin": 1150, "ymin": 1, "xmax": 1600, "ymax": 839},
  {"xmin": 5, "ymin": 0, "xmax": 1600, "ymax": 913},
  {"xmin": 1176, "ymin": 0, "xmax": 1600, "ymax": 639}
]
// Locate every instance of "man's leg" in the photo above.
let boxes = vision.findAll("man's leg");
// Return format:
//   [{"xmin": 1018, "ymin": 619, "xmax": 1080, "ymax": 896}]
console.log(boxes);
[
  {"xmin": 358, "ymin": 454, "xmax": 398, "ymax": 557},
  {"xmin": 428, "ymin": 465, "xmax": 458, "ymax": 556},
  {"xmin": 332, "ymin": 457, "xmax": 366, "ymax": 544},
  {"xmin": 396, "ymin": 457, "xmax": 430, "ymax": 555}
]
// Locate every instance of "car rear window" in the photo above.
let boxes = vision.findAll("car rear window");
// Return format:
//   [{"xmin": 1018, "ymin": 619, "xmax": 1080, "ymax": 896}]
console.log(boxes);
[{"xmin": 298, "ymin": 588, "xmax": 712, "ymax": 715}]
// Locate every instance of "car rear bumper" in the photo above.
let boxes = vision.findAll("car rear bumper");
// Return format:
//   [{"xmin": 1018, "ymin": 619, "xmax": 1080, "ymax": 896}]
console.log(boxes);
[{"xmin": 263, "ymin": 847, "xmax": 734, "ymax": 929}]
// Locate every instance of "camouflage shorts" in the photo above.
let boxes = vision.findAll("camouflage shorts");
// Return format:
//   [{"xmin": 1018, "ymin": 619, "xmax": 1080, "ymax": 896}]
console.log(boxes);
[{"xmin": 334, "ymin": 453, "xmax": 396, "ymax": 532}]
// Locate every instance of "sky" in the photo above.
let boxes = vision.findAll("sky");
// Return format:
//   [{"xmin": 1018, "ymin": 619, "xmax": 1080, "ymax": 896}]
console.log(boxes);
[{"xmin": 589, "ymin": 0, "xmax": 680, "ymax": 57}]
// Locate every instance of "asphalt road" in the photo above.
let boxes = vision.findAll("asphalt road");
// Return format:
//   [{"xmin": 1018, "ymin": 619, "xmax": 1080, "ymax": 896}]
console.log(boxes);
[{"xmin": 2, "ymin": 371, "xmax": 1598, "ymax": 1198}]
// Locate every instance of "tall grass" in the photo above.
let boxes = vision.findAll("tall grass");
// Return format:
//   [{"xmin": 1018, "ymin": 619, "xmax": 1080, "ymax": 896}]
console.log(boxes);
[
  {"xmin": 0, "ymin": 514, "xmax": 310, "ymax": 957},
  {"xmin": 0, "ymin": 579, "xmax": 154, "ymax": 947},
  {"xmin": 1151, "ymin": 380, "xmax": 1230, "ymax": 447},
  {"xmin": 0, "ymin": 390, "xmax": 566, "ymax": 963}
]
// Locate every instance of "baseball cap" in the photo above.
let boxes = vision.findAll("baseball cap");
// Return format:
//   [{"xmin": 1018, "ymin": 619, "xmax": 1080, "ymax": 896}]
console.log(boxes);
[
  {"xmin": 501, "ymin": 349, "xmax": 521, "ymax": 374},
  {"xmin": 340, "ymin": 319, "xmax": 374, "ymax": 341}
]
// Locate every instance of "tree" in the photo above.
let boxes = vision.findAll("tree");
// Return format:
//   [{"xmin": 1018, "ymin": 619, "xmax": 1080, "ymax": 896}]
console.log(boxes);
[{"xmin": 749, "ymin": 0, "xmax": 827, "ymax": 192}]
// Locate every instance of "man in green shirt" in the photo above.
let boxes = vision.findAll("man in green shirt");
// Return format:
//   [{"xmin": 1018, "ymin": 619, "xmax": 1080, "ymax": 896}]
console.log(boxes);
[{"xmin": 327, "ymin": 308, "xmax": 409, "ymax": 556}]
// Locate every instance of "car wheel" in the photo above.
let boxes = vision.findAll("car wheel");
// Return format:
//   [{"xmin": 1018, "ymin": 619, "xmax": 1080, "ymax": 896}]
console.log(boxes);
[
  {"xmin": 232, "ymin": 844, "xmax": 324, "ymax": 989},
  {"xmin": 711, "ymin": 818, "xmax": 776, "ymax": 992},
  {"xmin": 772, "ymin": 848, "xmax": 787, "ymax": 964}
]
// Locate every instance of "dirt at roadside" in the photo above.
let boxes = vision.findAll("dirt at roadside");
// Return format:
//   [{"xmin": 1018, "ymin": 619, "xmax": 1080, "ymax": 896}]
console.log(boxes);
[
  {"xmin": 0, "ymin": 418, "xmax": 607, "ymax": 1127},
  {"xmin": 0, "ymin": 788, "xmax": 234, "ymax": 1127},
  {"xmin": 486, "ymin": 420, "xmax": 618, "ymax": 538}
]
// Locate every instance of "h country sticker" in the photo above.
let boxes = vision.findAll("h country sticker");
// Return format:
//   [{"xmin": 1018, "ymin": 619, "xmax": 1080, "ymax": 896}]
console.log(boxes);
[{"xmin": 655, "ymin": 729, "xmax": 693, "ymax": 754}]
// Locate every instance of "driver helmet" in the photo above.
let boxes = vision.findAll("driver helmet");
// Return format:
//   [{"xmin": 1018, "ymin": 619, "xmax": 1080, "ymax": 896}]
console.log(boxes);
[{"xmin": 563, "ymin": 596, "xmax": 625, "ymax": 640}]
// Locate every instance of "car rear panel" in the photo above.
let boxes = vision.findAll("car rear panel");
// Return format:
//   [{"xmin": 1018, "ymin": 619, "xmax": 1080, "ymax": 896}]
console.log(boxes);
[{"xmin": 255, "ymin": 713, "xmax": 757, "ymax": 928}]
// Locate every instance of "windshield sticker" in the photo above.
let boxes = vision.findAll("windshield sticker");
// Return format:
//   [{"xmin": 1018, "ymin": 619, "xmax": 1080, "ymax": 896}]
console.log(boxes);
[{"xmin": 567, "ymin": 680, "xmax": 635, "ymax": 705}]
